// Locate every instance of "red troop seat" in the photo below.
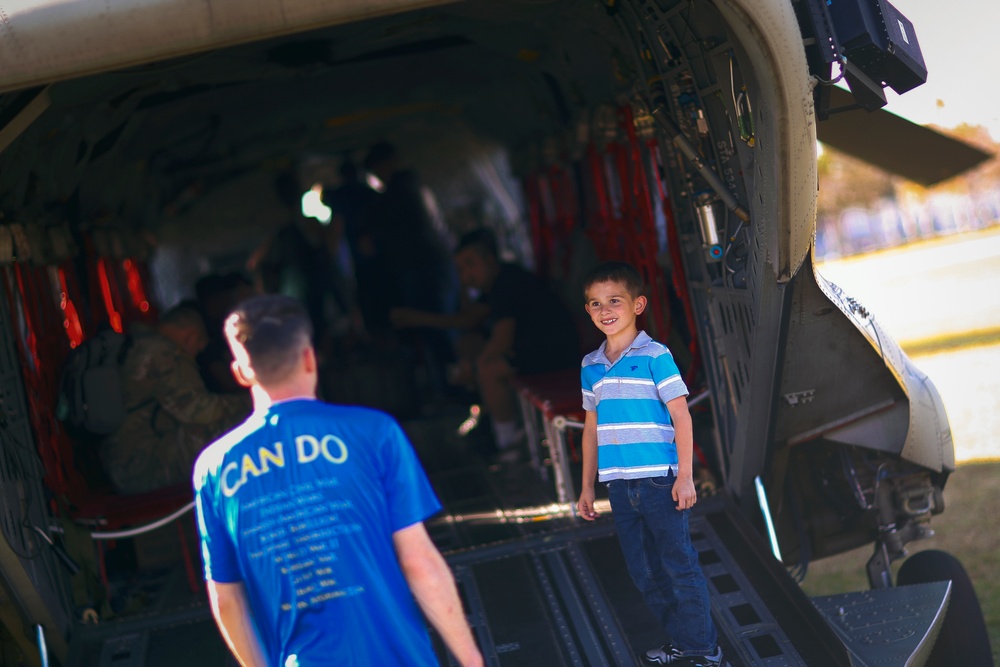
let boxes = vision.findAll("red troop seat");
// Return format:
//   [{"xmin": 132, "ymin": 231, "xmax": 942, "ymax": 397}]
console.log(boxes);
[{"xmin": 511, "ymin": 369, "xmax": 584, "ymax": 504}]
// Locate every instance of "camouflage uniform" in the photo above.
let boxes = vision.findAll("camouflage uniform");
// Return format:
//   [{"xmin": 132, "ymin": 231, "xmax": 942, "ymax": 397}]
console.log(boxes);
[{"xmin": 101, "ymin": 326, "xmax": 250, "ymax": 494}]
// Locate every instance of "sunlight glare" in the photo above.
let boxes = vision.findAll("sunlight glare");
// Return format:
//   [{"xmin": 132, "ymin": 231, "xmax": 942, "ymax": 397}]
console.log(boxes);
[{"xmin": 301, "ymin": 184, "xmax": 332, "ymax": 224}]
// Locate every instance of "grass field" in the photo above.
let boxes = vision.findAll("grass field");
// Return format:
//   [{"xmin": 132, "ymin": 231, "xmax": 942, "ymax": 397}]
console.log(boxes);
[{"xmin": 800, "ymin": 460, "xmax": 1000, "ymax": 663}]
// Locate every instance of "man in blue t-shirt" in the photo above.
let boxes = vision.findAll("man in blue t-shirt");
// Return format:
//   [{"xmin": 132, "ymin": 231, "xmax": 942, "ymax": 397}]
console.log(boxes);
[{"xmin": 193, "ymin": 294, "xmax": 483, "ymax": 667}]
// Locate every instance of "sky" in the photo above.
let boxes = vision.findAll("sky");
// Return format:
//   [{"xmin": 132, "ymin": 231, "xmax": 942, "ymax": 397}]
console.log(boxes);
[{"xmin": 878, "ymin": 1, "xmax": 1000, "ymax": 139}]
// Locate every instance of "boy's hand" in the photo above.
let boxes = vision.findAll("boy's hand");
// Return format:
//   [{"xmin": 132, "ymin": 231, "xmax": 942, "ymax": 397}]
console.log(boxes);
[
  {"xmin": 672, "ymin": 475, "xmax": 697, "ymax": 511},
  {"xmin": 577, "ymin": 488, "xmax": 599, "ymax": 521}
]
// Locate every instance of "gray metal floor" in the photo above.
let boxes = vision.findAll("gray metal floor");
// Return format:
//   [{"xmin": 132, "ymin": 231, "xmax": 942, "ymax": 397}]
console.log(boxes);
[{"xmin": 63, "ymin": 416, "xmax": 947, "ymax": 667}]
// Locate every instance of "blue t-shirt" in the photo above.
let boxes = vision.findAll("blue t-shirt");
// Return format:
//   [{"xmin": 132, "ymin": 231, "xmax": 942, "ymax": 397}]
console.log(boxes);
[
  {"xmin": 581, "ymin": 331, "xmax": 689, "ymax": 482},
  {"xmin": 193, "ymin": 399, "xmax": 442, "ymax": 667}
]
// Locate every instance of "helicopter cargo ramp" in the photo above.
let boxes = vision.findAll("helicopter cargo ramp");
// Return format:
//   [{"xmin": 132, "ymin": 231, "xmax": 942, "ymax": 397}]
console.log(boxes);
[
  {"xmin": 425, "ymin": 459, "xmax": 949, "ymax": 667},
  {"xmin": 66, "ymin": 463, "xmax": 948, "ymax": 666}
]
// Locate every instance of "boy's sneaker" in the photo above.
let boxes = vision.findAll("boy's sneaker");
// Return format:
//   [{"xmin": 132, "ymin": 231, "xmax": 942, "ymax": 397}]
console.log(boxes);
[{"xmin": 643, "ymin": 644, "xmax": 726, "ymax": 666}]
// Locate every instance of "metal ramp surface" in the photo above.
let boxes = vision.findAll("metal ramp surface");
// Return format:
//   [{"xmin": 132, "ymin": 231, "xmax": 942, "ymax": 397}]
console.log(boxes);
[
  {"xmin": 61, "ymin": 419, "xmax": 948, "ymax": 667},
  {"xmin": 65, "ymin": 566, "xmax": 231, "ymax": 667},
  {"xmin": 427, "ymin": 490, "xmax": 854, "ymax": 667},
  {"xmin": 67, "ymin": 602, "xmax": 230, "ymax": 667}
]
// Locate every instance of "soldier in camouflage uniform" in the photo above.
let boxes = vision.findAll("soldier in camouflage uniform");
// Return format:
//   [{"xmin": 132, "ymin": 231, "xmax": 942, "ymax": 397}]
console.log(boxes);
[{"xmin": 101, "ymin": 302, "xmax": 251, "ymax": 494}]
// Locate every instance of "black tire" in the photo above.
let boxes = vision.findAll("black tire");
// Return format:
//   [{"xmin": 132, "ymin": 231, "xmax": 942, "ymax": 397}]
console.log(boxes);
[{"xmin": 896, "ymin": 549, "xmax": 994, "ymax": 667}]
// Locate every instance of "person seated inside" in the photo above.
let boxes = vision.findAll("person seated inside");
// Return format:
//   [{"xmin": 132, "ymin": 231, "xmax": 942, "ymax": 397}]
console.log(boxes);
[
  {"xmin": 100, "ymin": 302, "xmax": 251, "ymax": 494},
  {"xmin": 390, "ymin": 228, "xmax": 579, "ymax": 460}
]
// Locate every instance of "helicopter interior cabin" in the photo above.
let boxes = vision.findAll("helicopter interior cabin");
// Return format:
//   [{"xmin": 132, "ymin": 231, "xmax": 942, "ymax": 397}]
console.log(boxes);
[{"xmin": 0, "ymin": 0, "xmax": 993, "ymax": 665}]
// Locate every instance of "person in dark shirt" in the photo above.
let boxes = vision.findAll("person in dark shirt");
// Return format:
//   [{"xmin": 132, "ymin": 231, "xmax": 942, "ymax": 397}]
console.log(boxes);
[
  {"xmin": 247, "ymin": 170, "xmax": 349, "ymax": 346},
  {"xmin": 323, "ymin": 158, "xmax": 380, "ymax": 332},
  {"xmin": 364, "ymin": 142, "xmax": 458, "ymax": 397},
  {"xmin": 391, "ymin": 228, "xmax": 579, "ymax": 457}
]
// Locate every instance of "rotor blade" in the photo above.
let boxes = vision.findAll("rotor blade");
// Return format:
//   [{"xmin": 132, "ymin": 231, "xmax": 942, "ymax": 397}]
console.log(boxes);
[{"xmin": 817, "ymin": 87, "xmax": 992, "ymax": 187}]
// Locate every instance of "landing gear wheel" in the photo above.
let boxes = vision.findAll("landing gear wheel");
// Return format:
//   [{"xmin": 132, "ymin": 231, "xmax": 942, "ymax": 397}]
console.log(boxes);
[{"xmin": 896, "ymin": 549, "xmax": 994, "ymax": 667}]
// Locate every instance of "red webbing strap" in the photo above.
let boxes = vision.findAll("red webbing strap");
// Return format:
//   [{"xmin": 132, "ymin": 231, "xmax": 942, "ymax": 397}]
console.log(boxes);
[
  {"xmin": 124, "ymin": 259, "xmax": 157, "ymax": 323},
  {"xmin": 535, "ymin": 172, "xmax": 562, "ymax": 280},
  {"xmin": 649, "ymin": 142, "xmax": 701, "ymax": 387},
  {"xmin": 620, "ymin": 105, "xmax": 671, "ymax": 342},
  {"xmin": 32, "ymin": 267, "xmax": 70, "ymax": 378},
  {"xmin": 27, "ymin": 267, "xmax": 82, "ymax": 498},
  {"xmin": 137, "ymin": 261, "xmax": 160, "ymax": 322},
  {"xmin": 57, "ymin": 266, "xmax": 87, "ymax": 349},
  {"xmin": 2, "ymin": 267, "xmax": 75, "ymax": 497},
  {"xmin": 547, "ymin": 164, "xmax": 579, "ymax": 281},
  {"xmin": 523, "ymin": 174, "xmax": 549, "ymax": 279},
  {"xmin": 584, "ymin": 143, "xmax": 620, "ymax": 259},
  {"xmin": 604, "ymin": 113, "xmax": 666, "ymax": 341},
  {"xmin": 97, "ymin": 258, "xmax": 123, "ymax": 334},
  {"xmin": 548, "ymin": 165, "xmax": 577, "ymax": 240},
  {"xmin": 82, "ymin": 235, "xmax": 110, "ymax": 332}
]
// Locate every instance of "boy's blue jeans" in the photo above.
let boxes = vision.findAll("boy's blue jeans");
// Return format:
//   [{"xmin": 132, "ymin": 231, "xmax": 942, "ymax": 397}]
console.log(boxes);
[{"xmin": 607, "ymin": 474, "xmax": 718, "ymax": 655}]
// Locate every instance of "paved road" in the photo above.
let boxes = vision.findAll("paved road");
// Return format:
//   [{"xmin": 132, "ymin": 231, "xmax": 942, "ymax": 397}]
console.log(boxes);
[{"xmin": 818, "ymin": 226, "xmax": 1000, "ymax": 463}]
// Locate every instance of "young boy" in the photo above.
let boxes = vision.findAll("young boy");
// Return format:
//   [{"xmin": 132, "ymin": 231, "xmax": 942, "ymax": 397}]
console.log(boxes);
[{"xmin": 576, "ymin": 262, "xmax": 724, "ymax": 667}]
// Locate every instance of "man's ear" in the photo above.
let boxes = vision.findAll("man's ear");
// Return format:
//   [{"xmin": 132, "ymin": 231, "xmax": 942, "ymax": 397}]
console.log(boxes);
[
  {"xmin": 302, "ymin": 345, "xmax": 317, "ymax": 374},
  {"xmin": 635, "ymin": 295, "xmax": 648, "ymax": 315},
  {"xmin": 230, "ymin": 360, "xmax": 255, "ymax": 388}
]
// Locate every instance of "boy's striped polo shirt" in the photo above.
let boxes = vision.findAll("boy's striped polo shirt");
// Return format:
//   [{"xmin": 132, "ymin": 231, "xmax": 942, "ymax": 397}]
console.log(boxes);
[{"xmin": 581, "ymin": 330, "xmax": 689, "ymax": 482}]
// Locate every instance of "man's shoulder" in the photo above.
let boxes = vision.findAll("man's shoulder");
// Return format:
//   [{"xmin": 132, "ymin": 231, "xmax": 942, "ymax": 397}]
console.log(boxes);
[
  {"xmin": 279, "ymin": 401, "xmax": 400, "ymax": 441},
  {"xmin": 296, "ymin": 400, "xmax": 394, "ymax": 424},
  {"xmin": 192, "ymin": 414, "xmax": 262, "ymax": 488}
]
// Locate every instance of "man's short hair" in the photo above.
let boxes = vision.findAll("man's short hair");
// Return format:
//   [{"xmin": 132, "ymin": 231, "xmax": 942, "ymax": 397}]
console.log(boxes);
[
  {"xmin": 582, "ymin": 261, "xmax": 644, "ymax": 298},
  {"xmin": 455, "ymin": 228, "xmax": 499, "ymax": 260},
  {"xmin": 159, "ymin": 300, "xmax": 206, "ymax": 332},
  {"xmin": 226, "ymin": 295, "xmax": 313, "ymax": 387}
]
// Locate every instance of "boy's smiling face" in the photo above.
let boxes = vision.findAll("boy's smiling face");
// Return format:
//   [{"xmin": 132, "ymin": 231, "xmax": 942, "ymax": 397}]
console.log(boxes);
[{"xmin": 584, "ymin": 280, "xmax": 646, "ymax": 339}]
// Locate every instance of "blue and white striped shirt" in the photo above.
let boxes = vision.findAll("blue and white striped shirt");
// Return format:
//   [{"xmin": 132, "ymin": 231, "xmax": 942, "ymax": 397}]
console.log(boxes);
[{"xmin": 581, "ymin": 331, "xmax": 689, "ymax": 482}]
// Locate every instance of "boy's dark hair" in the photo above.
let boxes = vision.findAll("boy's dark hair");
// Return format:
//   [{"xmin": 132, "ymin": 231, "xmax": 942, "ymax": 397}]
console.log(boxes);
[
  {"xmin": 582, "ymin": 261, "xmax": 644, "ymax": 298},
  {"xmin": 227, "ymin": 295, "xmax": 313, "ymax": 387},
  {"xmin": 455, "ymin": 228, "xmax": 499, "ymax": 260}
]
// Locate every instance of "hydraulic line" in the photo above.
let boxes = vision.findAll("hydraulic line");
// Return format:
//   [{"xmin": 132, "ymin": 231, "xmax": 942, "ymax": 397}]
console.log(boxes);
[{"xmin": 649, "ymin": 103, "xmax": 750, "ymax": 223}]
